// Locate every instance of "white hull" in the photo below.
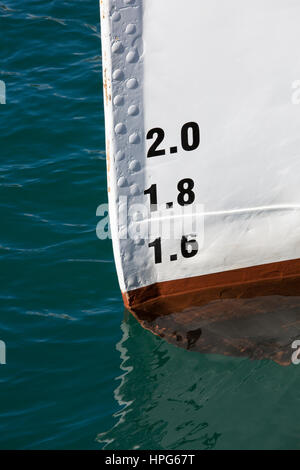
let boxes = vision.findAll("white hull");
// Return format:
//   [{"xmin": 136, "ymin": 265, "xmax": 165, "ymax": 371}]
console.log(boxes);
[{"xmin": 100, "ymin": 0, "xmax": 300, "ymax": 309}]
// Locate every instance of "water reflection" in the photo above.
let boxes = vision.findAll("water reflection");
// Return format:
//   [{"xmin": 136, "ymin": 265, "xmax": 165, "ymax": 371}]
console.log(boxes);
[{"xmin": 97, "ymin": 312, "xmax": 300, "ymax": 450}]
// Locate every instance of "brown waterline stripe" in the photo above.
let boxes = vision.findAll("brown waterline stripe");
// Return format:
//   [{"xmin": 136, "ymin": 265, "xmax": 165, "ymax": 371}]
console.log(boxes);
[{"xmin": 123, "ymin": 258, "xmax": 300, "ymax": 321}]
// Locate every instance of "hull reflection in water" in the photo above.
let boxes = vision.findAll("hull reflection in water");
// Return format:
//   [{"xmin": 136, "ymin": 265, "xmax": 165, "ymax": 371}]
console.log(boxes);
[
  {"xmin": 130, "ymin": 295, "xmax": 300, "ymax": 366},
  {"xmin": 96, "ymin": 313, "xmax": 300, "ymax": 450}
]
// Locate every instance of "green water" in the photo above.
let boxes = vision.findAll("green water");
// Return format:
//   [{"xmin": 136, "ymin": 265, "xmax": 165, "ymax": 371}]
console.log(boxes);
[{"xmin": 0, "ymin": 0, "xmax": 299, "ymax": 450}]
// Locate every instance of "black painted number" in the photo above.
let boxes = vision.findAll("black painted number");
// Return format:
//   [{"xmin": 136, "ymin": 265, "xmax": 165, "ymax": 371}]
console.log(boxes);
[
  {"xmin": 177, "ymin": 178, "xmax": 195, "ymax": 206},
  {"xmin": 148, "ymin": 235, "xmax": 199, "ymax": 264},
  {"xmin": 181, "ymin": 122, "xmax": 200, "ymax": 151},
  {"xmin": 181, "ymin": 235, "xmax": 199, "ymax": 258},
  {"xmin": 144, "ymin": 184, "xmax": 157, "ymax": 212},
  {"xmin": 146, "ymin": 122, "xmax": 200, "ymax": 158},
  {"xmin": 147, "ymin": 128, "xmax": 166, "ymax": 158},
  {"xmin": 144, "ymin": 179, "xmax": 195, "ymax": 212},
  {"xmin": 149, "ymin": 237, "xmax": 162, "ymax": 264}
]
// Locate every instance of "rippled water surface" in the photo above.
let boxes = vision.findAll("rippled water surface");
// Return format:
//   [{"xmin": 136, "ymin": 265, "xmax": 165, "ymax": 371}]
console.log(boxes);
[{"xmin": 0, "ymin": 0, "xmax": 300, "ymax": 450}]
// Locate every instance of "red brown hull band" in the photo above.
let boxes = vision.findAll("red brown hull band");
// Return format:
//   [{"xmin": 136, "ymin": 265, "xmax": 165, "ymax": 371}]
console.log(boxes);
[{"xmin": 123, "ymin": 259, "xmax": 300, "ymax": 365}]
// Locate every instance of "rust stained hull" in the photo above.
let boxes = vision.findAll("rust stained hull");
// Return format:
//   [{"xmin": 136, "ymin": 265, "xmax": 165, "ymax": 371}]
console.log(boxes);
[{"xmin": 123, "ymin": 259, "xmax": 300, "ymax": 366}]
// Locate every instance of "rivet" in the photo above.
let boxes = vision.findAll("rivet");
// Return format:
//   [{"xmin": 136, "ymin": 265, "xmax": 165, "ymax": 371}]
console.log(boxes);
[
  {"xmin": 129, "ymin": 160, "xmax": 140, "ymax": 172},
  {"xmin": 126, "ymin": 49, "xmax": 138, "ymax": 63},
  {"xmin": 113, "ymin": 69, "xmax": 124, "ymax": 81},
  {"xmin": 112, "ymin": 12, "xmax": 121, "ymax": 22},
  {"xmin": 128, "ymin": 105, "xmax": 139, "ymax": 116},
  {"xmin": 126, "ymin": 24, "xmax": 136, "ymax": 35},
  {"xmin": 129, "ymin": 133, "xmax": 140, "ymax": 144},
  {"xmin": 116, "ymin": 151, "xmax": 125, "ymax": 161},
  {"xmin": 114, "ymin": 95, "xmax": 124, "ymax": 106},
  {"xmin": 126, "ymin": 78, "xmax": 138, "ymax": 89},
  {"xmin": 115, "ymin": 123, "xmax": 126, "ymax": 135},
  {"xmin": 130, "ymin": 184, "xmax": 140, "ymax": 196},
  {"xmin": 112, "ymin": 41, "xmax": 123, "ymax": 53},
  {"xmin": 118, "ymin": 177, "xmax": 127, "ymax": 188},
  {"xmin": 134, "ymin": 238, "xmax": 145, "ymax": 246}
]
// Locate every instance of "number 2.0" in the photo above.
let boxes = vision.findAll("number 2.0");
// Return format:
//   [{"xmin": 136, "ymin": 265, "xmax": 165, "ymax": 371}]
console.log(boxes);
[{"xmin": 147, "ymin": 122, "xmax": 200, "ymax": 158}]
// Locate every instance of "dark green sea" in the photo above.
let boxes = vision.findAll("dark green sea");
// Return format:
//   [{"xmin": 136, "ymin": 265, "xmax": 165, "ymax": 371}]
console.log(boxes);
[{"xmin": 0, "ymin": 0, "xmax": 300, "ymax": 450}]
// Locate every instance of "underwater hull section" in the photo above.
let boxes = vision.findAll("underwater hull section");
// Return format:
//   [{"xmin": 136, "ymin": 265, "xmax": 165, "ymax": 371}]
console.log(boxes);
[{"xmin": 126, "ymin": 295, "xmax": 300, "ymax": 366}]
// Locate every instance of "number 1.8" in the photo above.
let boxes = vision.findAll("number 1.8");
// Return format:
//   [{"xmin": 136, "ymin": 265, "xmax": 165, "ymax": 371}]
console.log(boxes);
[{"xmin": 144, "ymin": 178, "xmax": 195, "ymax": 212}]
